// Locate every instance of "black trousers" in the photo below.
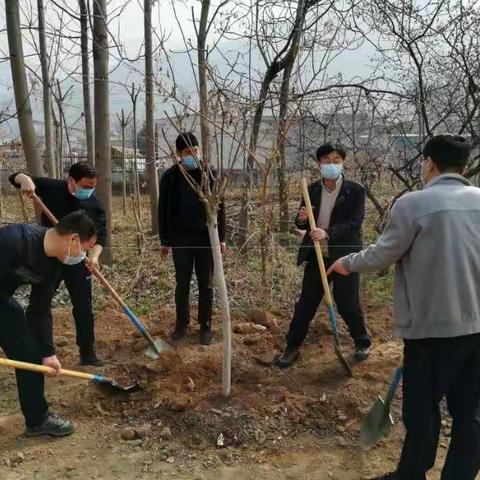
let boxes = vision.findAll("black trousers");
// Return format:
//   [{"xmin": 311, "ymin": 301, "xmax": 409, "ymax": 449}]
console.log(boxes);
[
  {"xmin": 172, "ymin": 239, "xmax": 213, "ymax": 328},
  {"xmin": 286, "ymin": 258, "xmax": 370, "ymax": 348},
  {"xmin": 397, "ymin": 334, "xmax": 480, "ymax": 480},
  {"xmin": 0, "ymin": 298, "xmax": 49, "ymax": 428},
  {"xmin": 55, "ymin": 263, "xmax": 95, "ymax": 350}
]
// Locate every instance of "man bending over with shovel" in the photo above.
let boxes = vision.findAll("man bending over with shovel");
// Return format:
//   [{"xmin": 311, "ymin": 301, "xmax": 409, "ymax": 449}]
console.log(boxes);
[
  {"xmin": 328, "ymin": 134, "xmax": 480, "ymax": 480},
  {"xmin": 276, "ymin": 142, "xmax": 371, "ymax": 368},
  {"xmin": 10, "ymin": 162, "xmax": 107, "ymax": 366},
  {"xmin": 0, "ymin": 211, "xmax": 97, "ymax": 437}
]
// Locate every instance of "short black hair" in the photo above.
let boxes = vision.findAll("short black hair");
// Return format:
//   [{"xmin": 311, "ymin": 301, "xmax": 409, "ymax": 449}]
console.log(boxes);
[
  {"xmin": 68, "ymin": 161, "xmax": 97, "ymax": 182},
  {"xmin": 54, "ymin": 210, "xmax": 96, "ymax": 242},
  {"xmin": 175, "ymin": 132, "xmax": 198, "ymax": 153},
  {"xmin": 423, "ymin": 134, "xmax": 471, "ymax": 172},
  {"xmin": 316, "ymin": 142, "xmax": 347, "ymax": 161}
]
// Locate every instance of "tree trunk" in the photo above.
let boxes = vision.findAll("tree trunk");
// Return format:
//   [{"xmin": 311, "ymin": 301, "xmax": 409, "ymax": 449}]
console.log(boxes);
[
  {"xmin": 37, "ymin": 0, "xmax": 55, "ymax": 177},
  {"xmin": 239, "ymin": 0, "xmax": 307, "ymax": 243},
  {"xmin": 198, "ymin": 0, "xmax": 231, "ymax": 397},
  {"xmin": 144, "ymin": 0, "xmax": 159, "ymax": 234},
  {"xmin": 6, "ymin": 0, "xmax": 43, "ymax": 177},
  {"xmin": 0, "ymin": 169, "xmax": 3, "ymax": 218},
  {"xmin": 132, "ymin": 90, "xmax": 141, "ymax": 221},
  {"xmin": 276, "ymin": 55, "xmax": 296, "ymax": 233},
  {"xmin": 207, "ymin": 212, "xmax": 232, "ymax": 397},
  {"xmin": 79, "ymin": 0, "xmax": 94, "ymax": 164},
  {"xmin": 92, "ymin": 0, "xmax": 112, "ymax": 264},
  {"xmin": 121, "ymin": 111, "xmax": 127, "ymax": 215}
]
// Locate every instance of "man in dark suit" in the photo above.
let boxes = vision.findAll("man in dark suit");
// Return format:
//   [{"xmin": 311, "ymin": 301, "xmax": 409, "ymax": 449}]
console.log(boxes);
[
  {"xmin": 276, "ymin": 142, "xmax": 371, "ymax": 368},
  {"xmin": 158, "ymin": 132, "xmax": 226, "ymax": 346}
]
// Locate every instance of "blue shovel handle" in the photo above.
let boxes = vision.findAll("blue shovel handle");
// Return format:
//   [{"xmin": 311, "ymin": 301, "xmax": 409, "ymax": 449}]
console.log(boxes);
[
  {"xmin": 123, "ymin": 305, "xmax": 157, "ymax": 350},
  {"xmin": 327, "ymin": 303, "xmax": 340, "ymax": 342},
  {"xmin": 385, "ymin": 367, "xmax": 403, "ymax": 405}
]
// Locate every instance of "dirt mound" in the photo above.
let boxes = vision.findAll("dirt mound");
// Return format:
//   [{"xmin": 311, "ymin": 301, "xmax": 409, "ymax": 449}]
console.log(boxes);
[{"xmin": 46, "ymin": 303, "xmax": 400, "ymax": 452}]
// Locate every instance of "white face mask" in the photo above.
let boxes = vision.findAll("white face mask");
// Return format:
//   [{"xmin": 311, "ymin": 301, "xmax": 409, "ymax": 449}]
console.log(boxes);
[
  {"xmin": 62, "ymin": 237, "xmax": 86, "ymax": 265},
  {"xmin": 320, "ymin": 163, "xmax": 343, "ymax": 180}
]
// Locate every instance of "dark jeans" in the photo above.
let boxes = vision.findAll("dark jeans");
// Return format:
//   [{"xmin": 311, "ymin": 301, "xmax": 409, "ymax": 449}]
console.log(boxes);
[
  {"xmin": 172, "ymin": 238, "xmax": 213, "ymax": 328},
  {"xmin": 286, "ymin": 258, "xmax": 370, "ymax": 348},
  {"xmin": 396, "ymin": 334, "xmax": 480, "ymax": 480},
  {"xmin": 55, "ymin": 263, "xmax": 95, "ymax": 350},
  {"xmin": 0, "ymin": 298, "xmax": 49, "ymax": 428}
]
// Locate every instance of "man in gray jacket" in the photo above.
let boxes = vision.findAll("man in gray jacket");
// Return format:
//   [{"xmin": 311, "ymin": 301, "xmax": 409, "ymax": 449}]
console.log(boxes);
[{"xmin": 328, "ymin": 134, "xmax": 480, "ymax": 480}]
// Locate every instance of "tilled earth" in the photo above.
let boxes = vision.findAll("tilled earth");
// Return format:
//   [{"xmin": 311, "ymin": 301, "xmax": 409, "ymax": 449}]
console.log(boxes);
[{"xmin": 0, "ymin": 302, "xmax": 452, "ymax": 479}]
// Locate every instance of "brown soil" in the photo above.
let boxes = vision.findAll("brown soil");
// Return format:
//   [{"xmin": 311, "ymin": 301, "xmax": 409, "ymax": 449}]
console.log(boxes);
[{"xmin": 0, "ymin": 303, "xmax": 451, "ymax": 479}]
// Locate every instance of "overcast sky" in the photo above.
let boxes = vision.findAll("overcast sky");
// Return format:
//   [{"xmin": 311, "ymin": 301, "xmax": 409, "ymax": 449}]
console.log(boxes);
[{"xmin": 0, "ymin": 0, "xmax": 375, "ymax": 139}]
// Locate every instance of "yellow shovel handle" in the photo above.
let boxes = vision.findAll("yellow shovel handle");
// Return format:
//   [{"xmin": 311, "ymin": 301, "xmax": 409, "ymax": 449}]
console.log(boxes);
[
  {"xmin": 0, "ymin": 357, "xmax": 95, "ymax": 381},
  {"xmin": 301, "ymin": 178, "xmax": 333, "ymax": 305}
]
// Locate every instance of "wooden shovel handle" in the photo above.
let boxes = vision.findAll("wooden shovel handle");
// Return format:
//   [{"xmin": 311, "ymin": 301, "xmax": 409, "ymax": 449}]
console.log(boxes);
[
  {"xmin": 30, "ymin": 193, "xmax": 127, "ymax": 309},
  {"xmin": 0, "ymin": 357, "xmax": 95, "ymax": 381},
  {"xmin": 301, "ymin": 178, "xmax": 333, "ymax": 305}
]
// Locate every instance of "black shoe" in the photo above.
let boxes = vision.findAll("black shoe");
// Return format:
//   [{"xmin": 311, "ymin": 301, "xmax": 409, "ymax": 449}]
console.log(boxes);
[
  {"xmin": 275, "ymin": 346, "xmax": 300, "ymax": 369},
  {"xmin": 367, "ymin": 473, "xmax": 398, "ymax": 480},
  {"xmin": 354, "ymin": 345, "xmax": 370, "ymax": 362},
  {"xmin": 199, "ymin": 325, "xmax": 213, "ymax": 346},
  {"xmin": 80, "ymin": 348, "xmax": 104, "ymax": 366},
  {"xmin": 26, "ymin": 413, "xmax": 74, "ymax": 437},
  {"xmin": 171, "ymin": 325, "xmax": 188, "ymax": 341}
]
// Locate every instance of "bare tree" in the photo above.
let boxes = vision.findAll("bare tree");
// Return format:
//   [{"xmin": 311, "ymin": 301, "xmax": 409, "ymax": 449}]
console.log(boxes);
[
  {"xmin": 37, "ymin": 0, "xmax": 56, "ymax": 177},
  {"xmin": 196, "ymin": 0, "xmax": 232, "ymax": 397},
  {"xmin": 144, "ymin": 0, "xmax": 159, "ymax": 234},
  {"xmin": 6, "ymin": 0, "xmax": 43, "ymax": 177},
  {"xmin": 79, "ymin": 0, "xmax": 94, "ymax": 164},
  {"xmin": 92, "ymin": 0, "xmax": 112, "ymax": 264},
  {"xmin": 117, "ymin": 108, "xmax": 132, "ymax": 215},
  {"xmin": 127, "ymin": 82, "xmax": 142, "ymax": 221}
]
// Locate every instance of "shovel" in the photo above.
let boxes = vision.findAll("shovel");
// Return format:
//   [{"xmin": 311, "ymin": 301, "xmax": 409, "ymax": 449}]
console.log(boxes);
[
  {"xmin": 361, "ymin": 366, "xmax": 403, "ymax": 447},
  {"xmin": 301, "ymin": 178, "xmax": 353, "ymax": 377},
  {"xmin": 0, "ymin": 357, "xmax": 139, "ymax": 393},
  {"xmin": 30, "ymin": 192, "xmax": 173, "ymax": 359}
]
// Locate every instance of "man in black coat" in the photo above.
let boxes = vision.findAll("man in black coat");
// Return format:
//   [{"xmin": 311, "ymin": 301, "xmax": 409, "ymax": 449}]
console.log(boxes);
[
  {"xmin": 10, "ymin": 162, "xmax": 107, "ymax": 366},
  {"xmin": 276, "ymin": 142, "xmax": 371, "ymax": 368},
  {"xmin": 158, "ymin": 132, "xmax": 226, "ymax": 345},
  {"xmin": 0, "ymin": 211, "xmax": 97, "ymax": 436}
]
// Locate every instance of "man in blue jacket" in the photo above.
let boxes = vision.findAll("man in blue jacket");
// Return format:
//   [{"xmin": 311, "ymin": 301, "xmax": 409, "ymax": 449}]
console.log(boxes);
[
  {"xmin": 276, "ymin": 142, "xmax": 371, "ymax": 368},
  {"xmin": 329, "ymin": 135, "xmax": 480, "ymax": 480}
]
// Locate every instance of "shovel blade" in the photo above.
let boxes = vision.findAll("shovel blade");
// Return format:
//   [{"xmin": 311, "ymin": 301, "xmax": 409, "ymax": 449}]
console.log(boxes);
[
  {"xmin": 93, "ymin": 376, "xmax": 141, "ymax": 394},
  {"xmin": 334, "ymin": 343, "xmax": 353, "ymax": 377},
  {"xmin": 361, "ymin": 395, "xmax": 394, "ymax": 447},
  {"xmin": 144, "ymin": 338, "xmax": 174, "ymax": 359}
]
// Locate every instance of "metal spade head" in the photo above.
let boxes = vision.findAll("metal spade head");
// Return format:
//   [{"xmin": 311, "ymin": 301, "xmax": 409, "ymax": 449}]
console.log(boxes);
[
  {"xmin": 334, "ymin": 343, "xmax": 354, "ymax": 377},
  {"xmin": 144, "ymin": 338, "xmax": 175, "ymax": 360},
  {"xmin": 360, "ymin": 395, "xmax": 395, "ymax": 448},
  {"xmin": 92, "ymin": 375, "xmax": 141, "ymax": 394}
]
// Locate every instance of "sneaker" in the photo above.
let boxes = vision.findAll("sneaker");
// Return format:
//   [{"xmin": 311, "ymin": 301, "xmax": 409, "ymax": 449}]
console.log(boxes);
[
  {"xmin": 171, "ymin": 325, "xmax": 188, "ymax": 341},
  {"xmin": 199, "ymin": 325, "xmax": 213, "ymax": 346},
  {"xmin": 275, "ymin": 346, "xmax": 300, "ymax": 369},
  {"xmin": 26, "ymin": 413, "xmax": 74, "ymax": 437},
  {"xmin": 80, "ymin": 347, "xmax": 104, "ymax": 367},
  {"xmin": 354, "ymin": 345, "xmax": 370, "ymax": 362}
]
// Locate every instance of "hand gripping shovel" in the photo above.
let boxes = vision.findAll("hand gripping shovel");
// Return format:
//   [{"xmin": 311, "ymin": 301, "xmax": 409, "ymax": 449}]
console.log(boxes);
[
  {"xmin": 30, "ymin": 192, "xmax": 173, "ymax": 359},
  {"xmin": 301, "ymin": 179, "xmax": 353, "ymax": 377},
  {"xmin": 361, "ymin": 367, "xmax": 403, "ymax": 447},
  {"xmin": 0, "ymin": 358, "xmax": 139, "ymax": 393}
]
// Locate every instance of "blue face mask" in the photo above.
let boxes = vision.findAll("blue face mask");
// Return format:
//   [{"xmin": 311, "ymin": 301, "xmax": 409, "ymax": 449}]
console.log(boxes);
[
  {"xmin": 73, "ymin": 184, "xmax": 95, "ymax": 200},
  {"xmin": 320, "ymin": 163, "xmax": 343, "ymax": 180},
  {"xmin": 182, "ymin": 156, "xmax": 199, "ymax": 170},
  {"xmin": 63, "ymin": 237, "xmax": 86, "ymax": 265}
]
